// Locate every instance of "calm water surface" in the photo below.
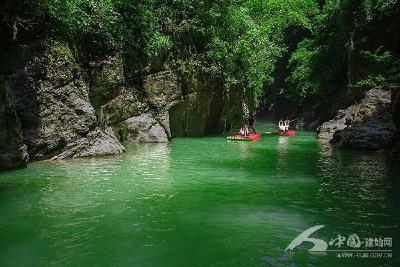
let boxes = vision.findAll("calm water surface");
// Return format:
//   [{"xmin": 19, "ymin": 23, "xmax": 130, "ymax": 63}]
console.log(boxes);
[{"xmin": 0, "ymin": 125, "xmax": 399, "ymax": 266}]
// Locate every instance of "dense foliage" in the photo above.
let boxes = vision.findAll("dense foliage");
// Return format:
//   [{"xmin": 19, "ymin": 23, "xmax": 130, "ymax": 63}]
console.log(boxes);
[
  {"xmin": 275, "ymin": 0, "xmax": 400, "ymax": 119},
  {"xmin": 2, "ymin": 0, "xmax": 399, "ymax": 121}
]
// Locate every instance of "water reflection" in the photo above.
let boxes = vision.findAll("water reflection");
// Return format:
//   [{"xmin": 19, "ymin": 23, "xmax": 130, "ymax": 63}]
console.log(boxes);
[
  {"xmin": 316, "ymin": 139, "xmax": 397, "ymax": 236},
  {"xmin": 276, "ymin": 136, "xmax": 290, "ymax": 175},
  {"xmin": 36, "ymin": 143, "xmax": 173, "ymax": 264}
]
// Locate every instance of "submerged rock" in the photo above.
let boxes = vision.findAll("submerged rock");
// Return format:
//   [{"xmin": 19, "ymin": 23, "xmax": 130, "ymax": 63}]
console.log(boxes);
[{"xmin": 318, "ymin": 87, "xmax": 394, "ymax": 150}]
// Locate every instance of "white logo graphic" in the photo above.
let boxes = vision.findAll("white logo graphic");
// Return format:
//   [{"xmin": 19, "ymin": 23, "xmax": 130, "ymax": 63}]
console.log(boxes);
[{"xmin": 285, "ymin": 225, "xmax": 328, "ymax": 252}]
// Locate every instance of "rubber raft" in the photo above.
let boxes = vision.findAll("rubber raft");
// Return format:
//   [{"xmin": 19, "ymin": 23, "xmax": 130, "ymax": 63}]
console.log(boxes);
[
  {"xmin": 227, "ymin": 133, "xmax": 261, "ymax": 141},
  {"xmin": 269, "ymin": 130, "xmax": 296, "ymax": 136}
]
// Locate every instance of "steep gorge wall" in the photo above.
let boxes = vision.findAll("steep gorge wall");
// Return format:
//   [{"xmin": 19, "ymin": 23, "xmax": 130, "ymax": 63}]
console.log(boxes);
[
  {"xmin": 0, "ymin": 39, "xmax": 246, "ymax": 171},
  {"xmin": 90, "ymin": 56, "xmax": 245, "ymax": 140},
  {"xmin": 169, "ymin": 72, "xmax": 245, "ymax": 137},
  {"xmin": 0, "ymin": 40, "xmax": 124, "ymax": 167},
  {"xmin": 169, "ymin": 75, "xmax": 222, "ymax": 137}
]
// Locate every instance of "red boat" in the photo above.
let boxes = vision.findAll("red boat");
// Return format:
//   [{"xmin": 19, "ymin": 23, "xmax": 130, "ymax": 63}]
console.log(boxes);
[
  {"xmin": 227, "ymin": 132, "xmax": 261, "ymax": 141},
  {"xmin": 269, "ymin": 130, "xmax": 296, "ymax": 136}
]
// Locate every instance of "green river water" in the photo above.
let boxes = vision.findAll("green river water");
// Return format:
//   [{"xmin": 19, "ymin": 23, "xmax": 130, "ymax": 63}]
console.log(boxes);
[{"xmin": 0, "ymin": 125, "xmax": 399, "ymax": 266}]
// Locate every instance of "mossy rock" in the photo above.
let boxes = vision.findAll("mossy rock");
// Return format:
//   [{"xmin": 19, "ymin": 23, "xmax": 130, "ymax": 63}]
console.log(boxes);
[
  {"xmin": 169, "ymin": 94, "xmax": 205, "ymax": 137},
  {"xmin": 88, "ymin": 56, "xmax": 125, "ymax": 111},
  {"xmin": 48, "ymin": 42, "xmax": 75, "ymax": 63}
]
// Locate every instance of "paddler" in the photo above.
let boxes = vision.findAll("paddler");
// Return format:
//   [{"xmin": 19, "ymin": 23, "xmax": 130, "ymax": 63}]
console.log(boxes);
[
  {"xmin": 284, "ymin": 118, "xmax": 290, "ymax": 132},
  {"xmin": 278, "ymin": 119, "xmax": 285, "ymax": 132},
  {"xmin": 239, "ymin": 125, "xmax": 249, "ymax": 136},
  {"xmin": 244, "ymin": 125, "xmax": 249, "ymax": 136}
]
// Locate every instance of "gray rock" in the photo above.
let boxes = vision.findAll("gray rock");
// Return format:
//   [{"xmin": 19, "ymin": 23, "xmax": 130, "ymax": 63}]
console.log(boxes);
[
  {"xmin": 156, "ymin": 111, "xmax": 171, "ymax": 138},
  {"xmin": 5, "ymin": 41, "xmax": 125, "ymax": 161},
  {"xmin": 318, "ymin": 88, "xmax": 394, "ymax": 150},
  {"xmin": 318, "ymin": 104, "xmax": 361, "ymax": 139},
  {"xmin": 318, "ymin": 117, "xmax": 348, "ymax": 140},
  {"xmin": 98, "ymin": 71, "xmax": 181, "ymax": 143},
  {"xmin": 331, "ymin": 120, "xmax": 394, "ymax": 150},
  {"xmin": 98, "ymin": 88, "xmax": 148, "ymax": 126},
  {"xmin": 143, "ymin": 71, "xmax": 182, "ymax": 110},
  {"xmin": 97, "ymin": 87, "xmax": 169, "ymax": 143},
  {"xmin": 87, "ymin": 55, "xmax": 125, "ymax": 111},
  {"xmin": 305, "ymin": 120, "xmax": 320, "ymax": 130},
  {"xmin": 51, "ymin": 127, "xmax": 124, "ymax": 160},
  {"xmin": 8, "ymin": 41, "xmax": 97, "ymax": 159},
  {"xmin": 124, "ymin": 113, "xmax": 169, "ymax": 143}
]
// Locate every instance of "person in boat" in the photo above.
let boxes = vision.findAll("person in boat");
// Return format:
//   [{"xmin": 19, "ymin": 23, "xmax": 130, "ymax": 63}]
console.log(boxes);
[
  {"xmin": 239, "ymin": 127, "xmax": 245, "ymax": 136},
  {"xmin": 248, "ymin": 114, "xmax": 256, "ymax": 134},
  {"xmin": 278, "ymin": 119, "xmax": 285, "ymax": 132},
  {"xmin": 284, "ymin": 118, "xmax": 290, "ymax": 132},
  {"xmin": 239, "ymin": 125, "xmax": 249, "ymax": 136},
  {"xmin": 244, "ymin": 124, "xmax": 250, "ymax": 136}
]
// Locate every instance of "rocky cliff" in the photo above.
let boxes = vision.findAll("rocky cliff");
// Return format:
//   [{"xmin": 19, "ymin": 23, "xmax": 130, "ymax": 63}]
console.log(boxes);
[
  {"xmin": 0, "ymin": 39, "xmax": 246, "ymax": 171},
  {"xmin": 98, "ymin": 70, "xmax": 181, "ymax": 143},
  {"xmin": 318, "ymin": 87, "xmax": 395, "ymax": 151},
  {"xmin": 169, "ymin": 72, "xmax": 245, "ymax": 137},
  {"xmin": 0, "ymin": 41, "xmax": 124, "ymax": 168}
]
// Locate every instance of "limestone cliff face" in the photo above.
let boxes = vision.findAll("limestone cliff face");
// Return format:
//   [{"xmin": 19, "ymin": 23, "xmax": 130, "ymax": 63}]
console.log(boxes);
[
  {"xmin": 0, "ymin": 39, "xmax": 246, "ymax": 170},
  {"xmin": 96, "ymin": 67, "xmax": 243, "ymax": 141},
  {"xmin": 1, "ymin": 41, "xmax": 124, "ymax": 165}
]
